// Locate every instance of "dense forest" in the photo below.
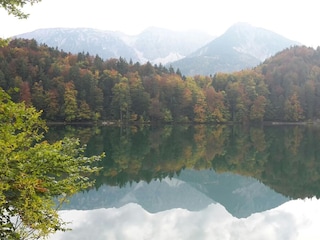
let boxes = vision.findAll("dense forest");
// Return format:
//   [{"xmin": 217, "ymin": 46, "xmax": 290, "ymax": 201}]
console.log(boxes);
[{"xmin": 1, "ymin": 38, "xmax": 320, "ymax": 123}]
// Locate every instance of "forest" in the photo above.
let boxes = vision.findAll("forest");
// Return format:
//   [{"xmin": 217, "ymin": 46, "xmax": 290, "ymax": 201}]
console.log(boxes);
[{"xmin": 1, "ymin": 38, "xmax": 320, "ymax": 123}]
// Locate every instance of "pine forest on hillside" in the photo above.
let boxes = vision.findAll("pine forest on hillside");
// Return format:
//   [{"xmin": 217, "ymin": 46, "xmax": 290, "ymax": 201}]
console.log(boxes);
[{"xmin": 1, "ymin": 38, "xmax": 320, "ymax": 123}]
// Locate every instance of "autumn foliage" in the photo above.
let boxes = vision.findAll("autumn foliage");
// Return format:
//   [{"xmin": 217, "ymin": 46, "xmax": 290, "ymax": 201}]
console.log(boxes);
[{"xmin": 1, "ymin": 39, "xmax": 320, "ymax": 123}]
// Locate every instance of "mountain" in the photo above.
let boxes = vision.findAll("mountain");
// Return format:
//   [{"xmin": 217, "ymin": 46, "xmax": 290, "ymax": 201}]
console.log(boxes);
[
  {"xmin": 170, "ymin": 22, "xmax": 300, "ymax": 76},
  {"xmin": 15, "ymin": 27, "xmax": 214, "ymax": 65},
  {"xmin": 16, "ymin": 28, "xmax": 140, "ymax": 62}
]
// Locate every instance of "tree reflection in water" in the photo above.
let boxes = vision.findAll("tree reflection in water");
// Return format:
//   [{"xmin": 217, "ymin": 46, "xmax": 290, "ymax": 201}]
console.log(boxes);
[{"xmin": 47, "ymin": 124, "xmax": 320, "ymax": 200}]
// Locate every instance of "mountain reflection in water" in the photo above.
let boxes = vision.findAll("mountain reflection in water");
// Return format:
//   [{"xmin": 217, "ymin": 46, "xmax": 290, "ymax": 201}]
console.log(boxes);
[
  {"xmin": 47, "ymin": 124, "xmax": 320, "ymax": 239},
  {"xmin": 61, "ymin": 170, "xmax": 288, "ymax": 218}
]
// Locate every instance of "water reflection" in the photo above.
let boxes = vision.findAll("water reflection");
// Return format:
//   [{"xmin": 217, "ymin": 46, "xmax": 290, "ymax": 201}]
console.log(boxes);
[
  {"xmin": 58, "ymin": 169, "xmax": 288, "ymax": 218},
  {"xmin": 47, "ymin": 124, "xmax": 320, "ymax": 239},
  {"xmin": 47, "ymin": 124, "xmax": 320, "ymax": 200}
]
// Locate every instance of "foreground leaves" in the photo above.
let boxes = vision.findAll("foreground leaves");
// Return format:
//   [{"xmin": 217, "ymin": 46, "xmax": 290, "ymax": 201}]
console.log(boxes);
[{"xmin": 0, "ymin": 89, "xmax": 103, "ymax": 239}]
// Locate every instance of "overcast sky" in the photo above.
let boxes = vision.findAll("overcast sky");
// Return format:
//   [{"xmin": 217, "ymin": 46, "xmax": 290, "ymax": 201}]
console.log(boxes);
[
  {"xmin": 0, "ymin": 0, "xmax": 319, "ymax": 47},
  {"xmin": 50, "ymin": 198, "xmax": 320, "ymax": 240}
]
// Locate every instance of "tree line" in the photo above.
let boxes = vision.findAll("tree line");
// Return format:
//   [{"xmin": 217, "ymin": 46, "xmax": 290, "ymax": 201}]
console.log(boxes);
[{"xmin": 1, "ymin": 38, "xmax": 320, "ymax": 123}]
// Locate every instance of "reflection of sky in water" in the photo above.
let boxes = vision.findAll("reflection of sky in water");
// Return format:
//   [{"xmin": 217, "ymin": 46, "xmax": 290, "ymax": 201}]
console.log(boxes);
[
  {"xmin": 50, "ymin": 198, "xmax": 320, "ymax": 240},
  {"xmin": 48, "ymin": 170, "xmax": 315, "ymax": 239}
]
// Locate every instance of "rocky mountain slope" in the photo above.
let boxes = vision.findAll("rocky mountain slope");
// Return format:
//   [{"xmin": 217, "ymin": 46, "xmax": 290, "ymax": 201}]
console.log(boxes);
[{"xmin": 170, "ymin": 22, "xmax": 300, "ymax": 75}]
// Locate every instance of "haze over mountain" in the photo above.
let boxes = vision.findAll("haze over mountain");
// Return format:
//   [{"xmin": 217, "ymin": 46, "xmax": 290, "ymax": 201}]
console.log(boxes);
[
  {"xmin": 15, "ymin": 27, "xmax": 214, "ymax": 65},
  {"xmin": 131, "ymin": 27, "xmax": 214, "ymax": 64},
  {"xmin": 170, "ymin": 23, "xmax": 300, "ymax": 76}
]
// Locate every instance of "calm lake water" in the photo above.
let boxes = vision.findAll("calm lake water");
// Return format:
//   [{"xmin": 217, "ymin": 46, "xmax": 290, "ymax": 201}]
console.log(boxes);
[{"xmin": 49, "ymin": 124, "xmax": 320, "ymax": 240}]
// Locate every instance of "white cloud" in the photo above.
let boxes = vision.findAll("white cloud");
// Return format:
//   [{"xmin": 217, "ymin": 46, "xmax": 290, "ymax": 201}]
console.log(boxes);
[
  {"xmin": 50, "ymin": 198, "xmax": 320, "ymax": 240},
  {"xmin": 1, "ymin": 0, "xmax": 320, "ymax": 47}
]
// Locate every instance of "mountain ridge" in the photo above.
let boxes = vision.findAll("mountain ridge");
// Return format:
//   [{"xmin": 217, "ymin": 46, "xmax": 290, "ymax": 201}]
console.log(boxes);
[{"xmin": 15, "ymin": 27, "xmax": 214, "ymax": 65}]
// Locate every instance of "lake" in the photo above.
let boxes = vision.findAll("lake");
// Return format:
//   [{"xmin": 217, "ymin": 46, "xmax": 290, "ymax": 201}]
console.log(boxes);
[{"xmin": 49, "ymin": 124, "xmax": 320, "ymax": 240}]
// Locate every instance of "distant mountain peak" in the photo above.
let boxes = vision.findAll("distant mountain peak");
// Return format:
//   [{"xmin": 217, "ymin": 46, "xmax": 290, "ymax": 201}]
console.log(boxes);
[
  {"xmin": 170, "ymin": 22, "xmax": 300, "ymax": 76},
  {"xmin": 217, "ymin": 22, "xmax": 300, "ymax": 61}
]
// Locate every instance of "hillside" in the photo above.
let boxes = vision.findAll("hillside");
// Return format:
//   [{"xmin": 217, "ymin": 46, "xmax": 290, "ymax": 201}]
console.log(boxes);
[
  {"xmin": 1, "ymin": 39, "xmax": 319, "ymax": 124},
  {"xmin": 170, "ymin": 23, "xmax": 300, "ymax": 76}
]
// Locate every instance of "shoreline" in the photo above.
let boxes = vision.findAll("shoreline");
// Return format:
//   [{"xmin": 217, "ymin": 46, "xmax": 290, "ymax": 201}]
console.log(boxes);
[{"xmin": 46, "ymin": 120, "xmax": 320, "ymax": 126}]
